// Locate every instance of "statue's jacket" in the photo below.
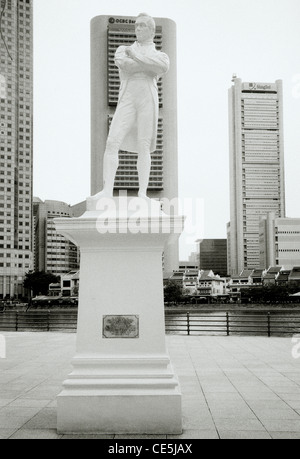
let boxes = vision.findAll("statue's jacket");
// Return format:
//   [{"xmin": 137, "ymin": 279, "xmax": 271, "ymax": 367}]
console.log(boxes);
[{"xmin": 114, "ymin": 41, "xmax": 170, "ymax": 154}]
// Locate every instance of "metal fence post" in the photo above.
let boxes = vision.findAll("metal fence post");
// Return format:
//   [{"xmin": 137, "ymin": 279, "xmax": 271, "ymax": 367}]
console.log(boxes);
[
  {"xmin": 267, "ymin": 312, "xmax": 271, "ymax": 337},
  {"xmin": 226, "ymin": 312, "xmax": 230, "ymax": 336},
  {"xmin": 187, "ymin": 312, "xmax": 190, "ymax": 336}
]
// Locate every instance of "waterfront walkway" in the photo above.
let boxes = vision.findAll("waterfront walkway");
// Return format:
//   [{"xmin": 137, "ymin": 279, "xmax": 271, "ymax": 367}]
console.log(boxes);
[{"xmin": 0, "ymin": 332, "xmax": 300, "ymax": 439}]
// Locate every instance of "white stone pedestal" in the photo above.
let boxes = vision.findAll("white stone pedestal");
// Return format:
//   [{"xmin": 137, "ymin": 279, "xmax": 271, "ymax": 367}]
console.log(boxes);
[{"xmin": 54, "ymin": 197, "xmax": 185, "ymax": 434}]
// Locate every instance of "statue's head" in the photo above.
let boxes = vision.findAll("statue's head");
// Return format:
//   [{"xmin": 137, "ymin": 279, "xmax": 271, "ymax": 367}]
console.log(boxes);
[{"xmin": 135, "ymin": 13, "xmax": 156, "ymax": 42}]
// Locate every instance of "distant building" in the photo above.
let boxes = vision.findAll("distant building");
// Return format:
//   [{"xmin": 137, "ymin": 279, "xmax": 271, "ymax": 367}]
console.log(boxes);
[
  {"xmin": 174, "ymin": 262, "xmax": 199, "ymax": 293},
  {"xmin": 250, "ymin": 269, "xmax": 265, "ymax": 285},
  {"xmin": 198, "ymin": 270, "xmax": 226, "ymax": 298},
  {"xmin": 199, "ymin": 239, "xmax": 227, "ymax": 276},
  {"xmin": 183, "ymin": 269, "xmax": 199, "ymax": 295},
  {"xmin": 178, "ymin": 262, "xmax": 199, "ymax": 273},
  {"xmin": 263, "ymin": 266, "xmax": 282, "ymax": 286},
  {"xmin": 226, "ymin": 223, "xmax": 231, "ymax": 277},
  {"xmin": 61, "ymin": 270, "xmax": 80, "ymax": 297},
  {"xmin": 168, "ymin": 270, "xmax": 184, "ymax": 288},
  {"xmin": 288, "ymin": 267, "xmax": 300, "ymax": 289},
  {"xmin": 228, "ymin": 269, "xmax": 254, "ymax": 299},
  {"xmin": 0, "ymin": 0, "xmax": 34, "ymax": 298},
  {"xmin": 260, "ymin": 213, "xmax": 300, "ymax": 270},
  {"xmin": 228, "ymin": 77, "xmax": 286, "ymax": 275},
  {"xmin": 188, "ymin": 251, "xmax": 200, "ymax": 268},
  {"xmin": 230, "ymin": 269, "xmax": 253, "ymax": 287},
  {"xmin": 48, "ymin": 270, "xmax": 80, "ymax": 299},
  {"xmin": 33, "ymin": 199, "xmax": 79, "ymax": 276},
  {"xmin": 277, "ymin": 270, "xmax": 291, "ymax": 287}
]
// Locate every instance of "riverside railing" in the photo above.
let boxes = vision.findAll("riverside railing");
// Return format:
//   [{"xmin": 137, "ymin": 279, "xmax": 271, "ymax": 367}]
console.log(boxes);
[
  {"xmin": 1, "ymin": 309, "xmax": 300, "ymax": 337},
  {"xmin": 0, "ymin": 310, "xmax": 78, "ymax": 333},
  {"xmin": 165, "ymin": 310, "xmax": 300, "ymax": 337}
]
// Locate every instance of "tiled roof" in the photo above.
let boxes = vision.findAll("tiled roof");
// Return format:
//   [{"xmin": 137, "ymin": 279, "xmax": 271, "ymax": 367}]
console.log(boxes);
[
  {"xmin": 251, "ymin": 269, "xmax": 264, "ymax": 276},
  {"xmin": 61, "ymin": 270, "xmax": 80, "ymax": 280},
  {"xmin": 277, "ymin": 271, "xmax": 291, "ymax": 281},
  {"xmin": 199, "ymin": 275, "xmax": 223, "ymax": 282},
  {"xmin": 239, "ymin": 270, "xmax": 254, "ymax": 278},
  {"xmin": 170, "ymin": 272, "xmax": 184, "ymax": 280},
  {"xmin": 267, "ymin": 266, "xmax": 282, "ymax": 273},
  {"xmin": 264, "ymin": 273, "xmax": 277, "ymax": 279},
  {"xmin": 289, "ymin": 268, "xmax": 300, "ymax": 279}
]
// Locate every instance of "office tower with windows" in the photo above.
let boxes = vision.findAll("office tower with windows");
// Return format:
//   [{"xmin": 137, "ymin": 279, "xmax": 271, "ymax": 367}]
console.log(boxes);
[
  {"xmin": 0, "ymin": 0, "xmax": 33, "ymax": 298},
  {"xmin": 228, "ymin": 77, "xmax": 285, "ymax": 275},
  {"xmin": 259, "ymin": 213, "xmax": 300, "ymax": 270},
  {"xmin": 199, "ymin": 239, "xmax": 228, "ymax": 277},
  {"xmin": 90, "ymin": 15, "xmax": 179, "ymax": 273},
  {"xmin": 33, "ymin": 199, "xmax": 79, "ymax": 276}
]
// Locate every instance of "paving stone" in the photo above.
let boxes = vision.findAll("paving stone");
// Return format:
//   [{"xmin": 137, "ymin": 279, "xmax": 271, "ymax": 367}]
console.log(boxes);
[
  {"xmin": 252, "ymin": 409, "xmax": 300, "ymax": 421},
  {"xmin": 8, "ymin": 399, "xmax": 52, "ymax": 408},
  {"xmin": 260, "ymin": 419, "xmax": 300, "ymax": 432},
  {"xmin": 0, "ymin": 428, "xmax": 19, "ymax": 439},
  {"xmin": 22, "ymin": 408, "xmax": 57, "ymax": 430},
  {"xmin": 218, "ymin": 430, "xmax": 271, "ymax": 439},
  {"xmin": 167, "ymin": 430, "xmax": 219, "ymax": 439},
  {"xmin": 213, "ymin": 418, "xmax": 266, "ymax": 432},
  {"xmin": 9, "ymin": 429, "xmax": 62, "ymax": 439},
  {"xmin": 270, "ymin": 432, "xmax": 300, "ymax": 439}
]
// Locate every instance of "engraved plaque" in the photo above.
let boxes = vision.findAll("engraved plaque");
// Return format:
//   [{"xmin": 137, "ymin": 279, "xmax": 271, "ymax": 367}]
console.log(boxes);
[{"xmin": 103, "ymin": 315, "xmax": 139, "ymax": 339}]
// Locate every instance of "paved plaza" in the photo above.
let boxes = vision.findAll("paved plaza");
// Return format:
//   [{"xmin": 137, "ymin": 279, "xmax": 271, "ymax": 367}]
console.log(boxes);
[{"xmin": 0, "ymin": 332, "xmax": 300, "ymax": 439}]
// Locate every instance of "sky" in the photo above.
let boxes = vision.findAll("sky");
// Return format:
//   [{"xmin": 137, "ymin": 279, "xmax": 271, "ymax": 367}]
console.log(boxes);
[{"xmin": 33, "ymin": 0, "xmax": 300, "ymax": 259}]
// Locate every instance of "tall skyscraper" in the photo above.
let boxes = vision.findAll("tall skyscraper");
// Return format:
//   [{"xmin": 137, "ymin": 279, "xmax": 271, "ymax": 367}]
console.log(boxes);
[
  {"xmin": 0, "ymin": 0, "xmax": 33, "ymax": 298},
  {"xmin": 90, "ymin": 15, "xmax": 179, "ymax": 274},
  {"xmin": 228, "ymin": 77, "xmax": 285, "ymax": 275}
]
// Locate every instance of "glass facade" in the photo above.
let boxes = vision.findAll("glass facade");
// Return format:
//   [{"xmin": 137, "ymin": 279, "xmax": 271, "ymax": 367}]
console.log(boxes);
[{"xmin": 199, "ymin": 239, "xmax": 228, "ymax": 277}]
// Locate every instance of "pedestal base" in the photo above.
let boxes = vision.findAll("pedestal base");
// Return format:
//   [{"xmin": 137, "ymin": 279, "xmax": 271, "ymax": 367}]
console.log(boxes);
[
  {"xmin": 55, "ymin": 197, "xmax": 184, "ymax": 434},
  {"xmin": 57, "ymin": 354, "xmax": 182, "ymax": 434},
  {"xmin": 58, "ymin": 395, "xmax": 181, "ymax": 434}
]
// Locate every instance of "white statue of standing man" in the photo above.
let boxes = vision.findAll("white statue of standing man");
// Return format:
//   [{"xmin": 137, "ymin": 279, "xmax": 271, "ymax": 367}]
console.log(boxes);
[{"xmin": 93, "ymin": 13, "xmax": 170, "ymax": 200}]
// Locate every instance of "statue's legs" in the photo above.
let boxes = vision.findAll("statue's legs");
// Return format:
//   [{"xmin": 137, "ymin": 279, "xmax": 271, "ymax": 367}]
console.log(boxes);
[
  {"xmin": 137, "ymin": 138, "xmax": 151, "ymax": 199},
  {"xmin": 101, "ymin": 138, "xmax": 121, "ymax": 197},
  {"xmin": 136, "ymin": 89, "xmax": 155, "ymax": 199},
  {"xmin": 98, "ymin": 97, "xmax": 136, "ymax": 198},
  {"xmin": 94, "ymin": 80, "xmax": 156, "ymax": 200}
]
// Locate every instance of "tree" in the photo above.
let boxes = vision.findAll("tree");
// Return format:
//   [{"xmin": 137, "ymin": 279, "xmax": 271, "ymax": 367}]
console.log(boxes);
[
  {"xmin": 23, "ymin": 271, "xmax": 60, "ymax": 297},
  {"xmin": 164, "ymin": 280, "xmax": 183, "ymax": 305},
  {"xmin": 241, "ymin": 284, "xmax": 290, "ymax": 304}
]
